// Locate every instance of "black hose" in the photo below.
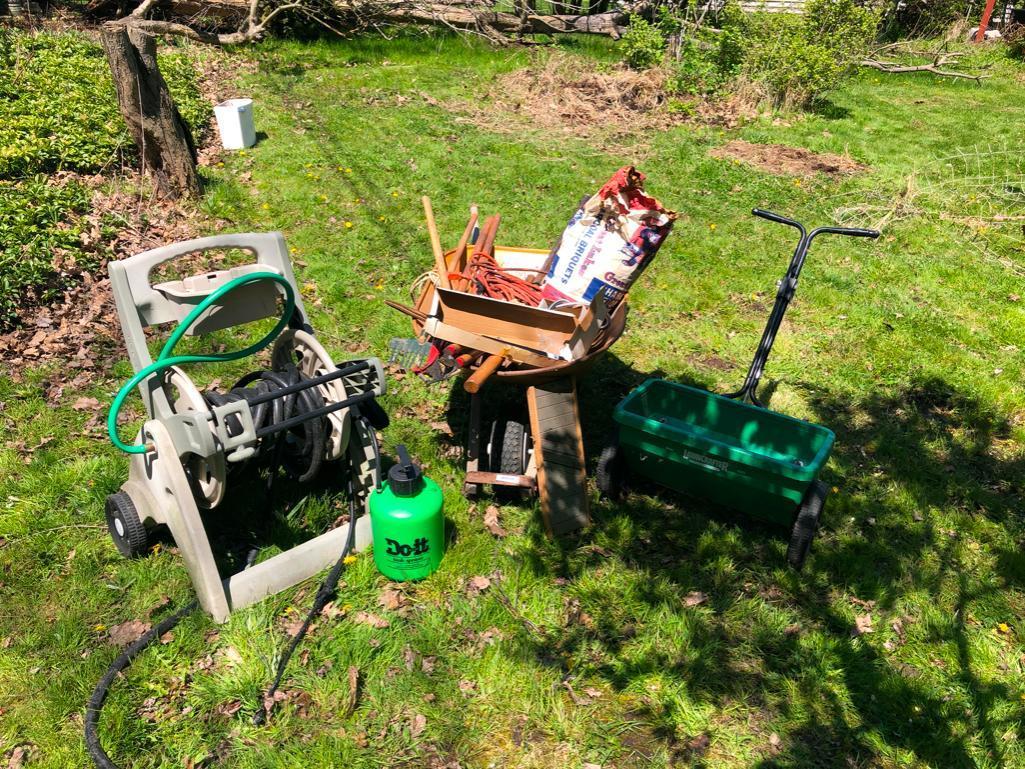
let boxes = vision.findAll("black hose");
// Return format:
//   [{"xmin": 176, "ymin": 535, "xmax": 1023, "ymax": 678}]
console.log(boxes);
[
  {"xmin": 252, "ymin": 461, "xmax": 360, "ymax": 725},
  {"xmin": 84, "ymin": 600, "xmax": 199, "ymax": 769}
]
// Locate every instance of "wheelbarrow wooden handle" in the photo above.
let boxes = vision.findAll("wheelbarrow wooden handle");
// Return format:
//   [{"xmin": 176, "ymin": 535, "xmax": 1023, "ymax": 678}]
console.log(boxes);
[
  {"xmin": 422, "ymin": 196, "xmax": 451, "ymax": 290},
  {"xmin": 463, "ymin": 352, "xmax": 506, "ymax": 394}
]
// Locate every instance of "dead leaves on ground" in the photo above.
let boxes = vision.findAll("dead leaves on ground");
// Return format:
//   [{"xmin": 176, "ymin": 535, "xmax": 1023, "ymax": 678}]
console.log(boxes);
[
  {"xmin": 483, "ymin": 505, "xmax": 507, "ymax": 538},
  {"xmin": 107, "ymin": 619, "xmax": 151, "ymax": 647},
  {"xmin": 353, "ymin": 611, "xmax": 390, "ymax": 629}
]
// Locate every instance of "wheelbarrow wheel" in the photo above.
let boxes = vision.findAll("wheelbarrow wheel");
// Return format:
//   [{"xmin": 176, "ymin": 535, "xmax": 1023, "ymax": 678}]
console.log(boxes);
[
  {"xmin": 787, "ymin": 480, "xmax": 827, "ymax": 571},
  {"xmin": 488, "ymin": 420, "xmax": 531, "ymax": 500},
  {"xmin": 489, "ymin": 420, "xmax": 530, "ymax": 476},
  {"xmin": 596, "ymin": 444, "xmax": 627, "ymax": 501},
  {"xmin": 105, "ymin": 491, "xmax": 149, "ymax": 558}
]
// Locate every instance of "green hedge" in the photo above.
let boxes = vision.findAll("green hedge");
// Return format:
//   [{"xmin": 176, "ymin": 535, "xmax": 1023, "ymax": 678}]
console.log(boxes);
[{"xmin": 0, "ymin": 29, "xmax": 209, "ymax": 179}]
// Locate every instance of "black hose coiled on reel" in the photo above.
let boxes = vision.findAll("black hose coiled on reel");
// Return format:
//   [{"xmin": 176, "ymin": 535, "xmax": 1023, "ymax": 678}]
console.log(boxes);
[{"xmin": 205, "ymin": 364, "xmax": 327, "ymax": 483}]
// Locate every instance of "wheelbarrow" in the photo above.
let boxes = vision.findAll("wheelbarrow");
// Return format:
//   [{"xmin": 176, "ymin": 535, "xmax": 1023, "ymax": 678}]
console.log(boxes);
[{"xmin": 597, "ymin": 209, "xmax": 879, "ymax": 569}]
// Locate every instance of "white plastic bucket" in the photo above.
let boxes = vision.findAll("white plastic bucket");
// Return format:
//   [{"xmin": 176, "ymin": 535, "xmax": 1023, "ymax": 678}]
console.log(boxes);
[{"xmin": 213, "ymin": 98, "xmax": 256, "ymax": 150}]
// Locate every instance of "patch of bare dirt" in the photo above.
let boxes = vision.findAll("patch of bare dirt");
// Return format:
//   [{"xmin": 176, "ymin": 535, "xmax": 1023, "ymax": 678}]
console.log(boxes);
[{"xmin": 710, "ymin": 139, "xmax": 866, "ymax": 178}]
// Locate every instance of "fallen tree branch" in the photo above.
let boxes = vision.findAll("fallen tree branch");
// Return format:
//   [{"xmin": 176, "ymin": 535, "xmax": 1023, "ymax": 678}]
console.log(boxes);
[{"xmin": 861, "ymin": 47, "xmax": 989, "ymax": 82}]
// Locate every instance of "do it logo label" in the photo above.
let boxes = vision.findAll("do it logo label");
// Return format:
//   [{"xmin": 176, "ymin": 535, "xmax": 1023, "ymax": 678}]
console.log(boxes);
[{"xmin": 385, "ymin": 537, "xmax": 430, "ymax": 558}]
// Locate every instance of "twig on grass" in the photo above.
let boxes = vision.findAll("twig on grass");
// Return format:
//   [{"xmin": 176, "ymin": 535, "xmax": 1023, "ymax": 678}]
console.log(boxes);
[{"xmin": 491, "ymin": 584, "xmax": 547, "ymax": 642}]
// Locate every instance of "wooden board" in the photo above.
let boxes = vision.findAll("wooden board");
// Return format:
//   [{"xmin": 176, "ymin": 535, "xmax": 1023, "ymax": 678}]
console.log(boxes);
[
  {"xmin": 527, "ymin": 378, "xmax": 590, "ymax": 536},
  {"xmin": 423, "ymin": 317, "xmax": 553, "ymax": 368},
  {"xmin": 436, "ymin": 287, "xmax": 606, "ymax": 360}
]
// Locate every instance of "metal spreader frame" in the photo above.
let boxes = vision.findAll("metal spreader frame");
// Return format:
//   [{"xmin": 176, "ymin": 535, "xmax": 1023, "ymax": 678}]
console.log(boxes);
[
  {"xmin": 726, "ymin": 209, "xmax": 880, "ymax": 407},
  {"xmin": 108, "ymin": 233, "xmax": 386, "ymax": 622}
]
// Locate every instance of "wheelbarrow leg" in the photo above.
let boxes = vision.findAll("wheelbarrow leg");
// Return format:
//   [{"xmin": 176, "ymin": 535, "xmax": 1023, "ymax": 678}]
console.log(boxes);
[{"xmin": 463, "ymin": 392, "xmax": 482, "ymax": 499}]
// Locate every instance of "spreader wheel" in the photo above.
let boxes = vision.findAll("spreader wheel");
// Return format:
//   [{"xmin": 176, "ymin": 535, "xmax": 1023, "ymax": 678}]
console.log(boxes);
[
  {"xmin": 596, "ymin": 444, "xmax": 627, "ymax": 501},
  {"xmin": 787, "ymin": 480, "xmax": 828, "ymax": 571},
  {"xmin": 105, "ymin": 491, "xmax": 149, "ymax": 558}
]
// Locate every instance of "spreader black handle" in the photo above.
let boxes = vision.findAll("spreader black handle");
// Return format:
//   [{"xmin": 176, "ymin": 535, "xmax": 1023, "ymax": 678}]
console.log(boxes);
[
  {"xmin": 752, "ymin": 208, "xmax": 805, "ymax": 233},
  {"xmin": 810, "ymin": 225, "xmax": 881, "ymax": 240}
]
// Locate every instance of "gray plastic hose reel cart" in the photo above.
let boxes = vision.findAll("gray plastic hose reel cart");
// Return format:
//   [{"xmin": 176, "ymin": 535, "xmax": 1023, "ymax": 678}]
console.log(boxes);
[{"xmin": 106, "ymin": 232, "xmax": 386, "ymax": 623}]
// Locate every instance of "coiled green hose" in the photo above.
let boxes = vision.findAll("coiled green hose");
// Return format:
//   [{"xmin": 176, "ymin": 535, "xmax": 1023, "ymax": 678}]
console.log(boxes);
[{"xmin": 107, "ymin": 271, "xmax": 296, "ymax": 454}]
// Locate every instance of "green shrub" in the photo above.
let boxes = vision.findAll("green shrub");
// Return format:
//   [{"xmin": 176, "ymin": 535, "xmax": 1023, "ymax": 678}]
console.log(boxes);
[
  {"xmin": 0, "ymin": 177, "xmax": 96, "ymax": 327},
  {"xmin": 742, "ymin": 0, "xmax": 878, "ymax": 107},
  {"xmin": 666, "ymin": 3, "xmax": 747, "ymax": 96},
  {"xmin": 0, "ymin": 30, "xmax": 209, "ymax": 179},
  {"xmin": 619, "ymin": 15, "xmax": 666, "ymax": 70}
]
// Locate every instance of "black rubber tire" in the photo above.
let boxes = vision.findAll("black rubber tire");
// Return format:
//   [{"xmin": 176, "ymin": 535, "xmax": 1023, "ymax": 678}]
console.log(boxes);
[
  {"xmin": 596, "ymin": 444, "xmax": 627, "ymax": 501},
  {"xmin": 787, "ymin": 479, "xmax": 828, "ymax": 571},
  {"xmin": 489, "ymin": 420, "xmax": 529, "ymax": 475},
  {"xmin": 104, "ymin": 491, "xmax": 149, "ymax": 558}
]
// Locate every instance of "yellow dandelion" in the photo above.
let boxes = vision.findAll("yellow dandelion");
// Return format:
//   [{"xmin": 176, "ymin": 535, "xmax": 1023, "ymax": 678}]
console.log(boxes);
[
  {"xmin": 709, "ymin": 223, "xmax": 717, "ymax": 231},
  {"xmin": 342, "ymin": 603, "xmax": 353, "ymax": 613},
  {"xmin": 261, "ymin": 203, "xmax": 270, "ymax": 210},
  {"xmin": 94, "ymin": 624, "xmax": 107, "ymax": 632},
  {"xmin": 997, "ymin": 622, "xmax": 1011, "ymax": 634},
  {"xmin": 151, "ymin": 543, "xmax": 162, "ymax": 554},
  {"xmin": 319, "ymin": 195, "xmax": 328, "ymax": 202},
  {"xmin": 374, "ymin": 282, "xmax": 384, "ymax": 291},
  {"xmin": 391, "ymin": 191, "xmax": 399, "ymax": 197},
  {"xmin": 216, "ymin": 162, "xmax": 224, "ymax": 167},
  {"xmin": 343, "ymin": 554, "xmax": 357, "ymax": 565},
  {"xmin": 290, "ymin": 247, "xmax": 298, "ymax": 254},
  {"xmin": 378, "ymin": 215, "xmax": 386, "ymax": 221},
  {"xmin": 345, "ymin": 168, "xmax": 352, "ymax": 174},
  {"xmin": 794, "ymin": 179, "xmax": 802, "ymax": 187},
  {"xmin": 344, "ymin": 221, "xmax": 353, "ymax": 229}
]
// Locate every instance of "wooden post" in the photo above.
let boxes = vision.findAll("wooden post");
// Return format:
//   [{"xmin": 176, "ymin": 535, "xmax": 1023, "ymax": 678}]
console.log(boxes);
[{"xmin": 101, "ymin": 21, "xmax": 201, "ymax": 199}]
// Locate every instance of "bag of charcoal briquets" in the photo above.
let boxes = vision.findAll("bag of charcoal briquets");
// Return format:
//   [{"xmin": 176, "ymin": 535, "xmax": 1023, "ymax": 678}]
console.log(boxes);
[{"xmin": 542, "ymin": 166, "xmax": 676, "ymax": 309}]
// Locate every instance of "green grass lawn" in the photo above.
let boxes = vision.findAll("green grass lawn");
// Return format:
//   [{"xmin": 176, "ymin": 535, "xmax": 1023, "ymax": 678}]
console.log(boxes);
[{"xmin": 2, "ymin": 32, "xmax": 1025, "ymax": 769}]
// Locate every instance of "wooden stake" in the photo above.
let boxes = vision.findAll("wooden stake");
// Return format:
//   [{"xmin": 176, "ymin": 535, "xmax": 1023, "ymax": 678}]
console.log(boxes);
[{"xmin": 422, "ymin": 196, "xmax": 451, "ymax": 290}]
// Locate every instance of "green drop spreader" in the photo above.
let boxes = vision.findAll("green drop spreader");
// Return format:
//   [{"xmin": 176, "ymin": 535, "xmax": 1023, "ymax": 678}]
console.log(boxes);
[{"xmin": 597, "ymin": 209, "xmax": 879, "ymax": 569}]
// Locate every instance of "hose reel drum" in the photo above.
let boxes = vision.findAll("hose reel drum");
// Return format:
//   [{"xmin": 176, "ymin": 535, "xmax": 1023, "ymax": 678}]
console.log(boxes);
[{"xmin": 105, "ymin": 233, "xmax": 386, "ymax": 623}]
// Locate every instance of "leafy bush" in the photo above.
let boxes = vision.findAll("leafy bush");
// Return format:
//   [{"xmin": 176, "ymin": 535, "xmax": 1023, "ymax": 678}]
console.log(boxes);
[
  {"xmin": 0, "ymin": 177, "xmax": 96, "ymax": 327},
  {"xmin": 667, "ymin": 1, "xmax": 747, "ymax": 96},
  {"xmin": 742, "ymin": 0, "xmax": 878, "ymax": 107},
  {"xmin": 0, "ymin": 30, "xmax": 209, "ymax": 179},
  {"xmin": 619, "ymin": 15, "xmax": 666, "ymax": 70}
]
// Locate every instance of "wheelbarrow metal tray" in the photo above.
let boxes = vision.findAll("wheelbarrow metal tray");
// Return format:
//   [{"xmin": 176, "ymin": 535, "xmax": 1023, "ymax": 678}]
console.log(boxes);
[{"xmin": 613, "ymin": 379, "xmax": 834, "ymax": 526}]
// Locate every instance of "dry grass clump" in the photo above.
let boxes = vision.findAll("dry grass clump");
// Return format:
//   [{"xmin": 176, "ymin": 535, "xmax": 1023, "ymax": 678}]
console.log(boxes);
[{"xmin": 466, "ymin": 52, "xmax": 684, "ymax": 141}]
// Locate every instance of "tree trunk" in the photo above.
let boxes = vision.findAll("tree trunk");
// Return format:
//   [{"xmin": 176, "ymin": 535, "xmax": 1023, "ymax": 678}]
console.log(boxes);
[{"xmin": 101, "ymin": 21, "xmax": 201, "ymax": 199}]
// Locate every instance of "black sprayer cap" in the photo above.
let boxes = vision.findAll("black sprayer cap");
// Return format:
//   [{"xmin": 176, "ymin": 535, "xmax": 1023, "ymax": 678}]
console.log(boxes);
[{"xmin": 388, "ymin": 444, "xmax": 424, "ymax": 497}]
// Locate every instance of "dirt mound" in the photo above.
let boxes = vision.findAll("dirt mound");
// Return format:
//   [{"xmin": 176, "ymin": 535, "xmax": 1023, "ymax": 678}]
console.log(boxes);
[
  {"xmin": 710, "ymin": 139, "xmax": 865, "ymax": 177},
  {"xmin": 465, "ymin": 52, "xmax": 686, "ymax": 141}
]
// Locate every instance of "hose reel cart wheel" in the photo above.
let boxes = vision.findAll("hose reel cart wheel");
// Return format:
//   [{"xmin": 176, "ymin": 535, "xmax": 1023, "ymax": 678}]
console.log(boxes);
[{"xmin": 104, "ymin": 491, "xmax": 149, "ymax": 558}]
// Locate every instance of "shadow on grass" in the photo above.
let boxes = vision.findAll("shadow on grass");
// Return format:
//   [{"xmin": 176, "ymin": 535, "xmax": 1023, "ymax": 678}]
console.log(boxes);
[{"xmin": 499, "ymin": 357, "xmax": 1023, "ymax": 768}]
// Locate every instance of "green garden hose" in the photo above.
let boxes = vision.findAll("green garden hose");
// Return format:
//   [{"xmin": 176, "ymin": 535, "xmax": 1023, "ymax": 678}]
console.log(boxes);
[{"xmin": 106, "ymin": 271, "xmax": 295, "ymax": 454}]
